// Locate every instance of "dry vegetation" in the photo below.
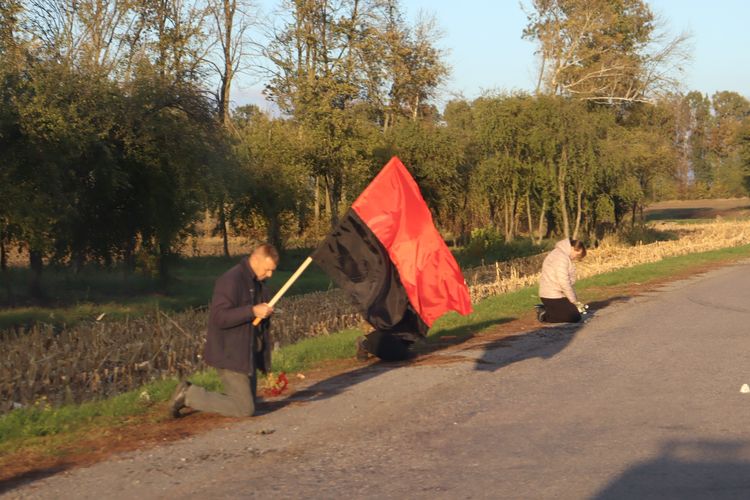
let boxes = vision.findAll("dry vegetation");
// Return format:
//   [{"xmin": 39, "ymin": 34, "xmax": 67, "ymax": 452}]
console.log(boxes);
[
  {"xmin": 3, "ymin": 219, "xmax": 750, "ymax": 412},
  {"xmin": 472, "ymin": 219, "xmax": 750, "ymax": 301}
]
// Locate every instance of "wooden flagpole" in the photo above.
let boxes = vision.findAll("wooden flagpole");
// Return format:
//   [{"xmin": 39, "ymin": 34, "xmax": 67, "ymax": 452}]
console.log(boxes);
[{"xmin": 252, "ymin": 256, "xmax": 313, "ymax": 326}]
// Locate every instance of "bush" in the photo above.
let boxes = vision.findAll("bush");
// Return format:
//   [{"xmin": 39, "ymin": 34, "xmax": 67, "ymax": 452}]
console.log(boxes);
[
  {"xmin": 618, "ymin": 224, "xmax": 679, "ymax": 246},
  {"xmin": 456, "ymin": 228, "xmax": 549, "ymax": 267}
]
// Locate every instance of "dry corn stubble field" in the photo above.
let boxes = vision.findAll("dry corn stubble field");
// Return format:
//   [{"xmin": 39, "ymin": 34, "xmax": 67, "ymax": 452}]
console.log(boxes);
[{"xmin": 3, "ymin": 199, "xmax": 750, "ymax": 412}]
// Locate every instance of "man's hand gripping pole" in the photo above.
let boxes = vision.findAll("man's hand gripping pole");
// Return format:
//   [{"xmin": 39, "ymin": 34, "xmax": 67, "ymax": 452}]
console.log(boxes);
[{"xmin": 252, "ymin": 256, "xmax": 313, "ymax": 326}]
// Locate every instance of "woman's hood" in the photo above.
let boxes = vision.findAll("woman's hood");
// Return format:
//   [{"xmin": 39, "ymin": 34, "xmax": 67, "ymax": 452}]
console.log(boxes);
[{"xmin": 554, "ymin": 238, "xmax": 572, "ymax": 254}]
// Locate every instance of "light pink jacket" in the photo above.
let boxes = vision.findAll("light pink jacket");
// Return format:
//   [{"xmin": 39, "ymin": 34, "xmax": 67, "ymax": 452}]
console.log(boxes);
[{"xmin": 539, "ymin": 239, "xmax": 577, "ymax": 303}]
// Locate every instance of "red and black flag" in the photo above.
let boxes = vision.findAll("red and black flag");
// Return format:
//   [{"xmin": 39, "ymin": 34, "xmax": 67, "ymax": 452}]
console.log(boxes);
[{"xmin": 311, "ymin": 157, "xmax": 472, "ymax": 341}]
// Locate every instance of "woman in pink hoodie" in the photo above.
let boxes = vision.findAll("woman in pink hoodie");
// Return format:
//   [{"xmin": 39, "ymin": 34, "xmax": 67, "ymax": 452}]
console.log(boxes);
[{"xmin": 537, "ymin": 238, "xmax": 587, "ymax": 323}]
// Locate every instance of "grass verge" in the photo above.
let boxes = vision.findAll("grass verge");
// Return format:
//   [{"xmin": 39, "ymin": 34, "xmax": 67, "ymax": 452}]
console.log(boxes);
[{"xmin": 1, "ymin": 243, "xmax": 749, "ymax": 461}]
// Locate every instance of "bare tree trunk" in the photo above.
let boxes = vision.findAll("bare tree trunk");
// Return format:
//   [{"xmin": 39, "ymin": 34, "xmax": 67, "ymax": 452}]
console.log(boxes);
[
  {"xmin": 324, "ymin": 182, "xmax": 331, "ymax": 222},
  {"xmin": 0, "ymin": 225, "xmax": 6, "ymax": 271},
  {"xmin": 158, "ymin": 242, "xmax": 172, "ymax": 288},
  {"xmin": 327, "ymin": 174, "xmax": 341, "ymax": 228},
  {"xmin": 557, "ymin": 150, "xmax": 570, "ymax": 239},
  {"xmin": 513, "ymin": 197, "xmax": 522, "ymax": 240},
  {"xmin": 72, "ymin": 251, "xmax": 85, "ymax": 274},
  {"xmin": 503, "ymin": 197, "xmax": 512, "ymax": 242},
  {"xmin": 219, "ymin": 203, "xmax": 230, "ymax": 257},
  {"xmin": 537, "ymin": 199, "xmax": 547, "ymax": 244},
  {"xmin": 314, "ymin": 176, "xmax": 320, "ymax": 226},
  {"xmin": 0, "ymin": 226, "xmax": 9, "ymax": 304},
  {"xmin": 459, "ymin": 192, "xmax": 470, "ymax": 245},
  {"xmin": 535, "ymin": 53, "xmax": 547, "ymax": 95},
  {"xmin": 217, "ymin": 0, "xmax": 236, "ymax": 126},
  {"xmin": 525, "ymin": 194, "xmax": 533, "ymax": 243},
  {"xmin": 267, "ymin": 216, "xmax": 282, "ymax": 253},
  {"xmin": 572, "ymin": 189, "xmax": 583, "ymax": 239},
  {"xmin": 123, "ymin": 236, "xmax": 137, "ymax": 272}
]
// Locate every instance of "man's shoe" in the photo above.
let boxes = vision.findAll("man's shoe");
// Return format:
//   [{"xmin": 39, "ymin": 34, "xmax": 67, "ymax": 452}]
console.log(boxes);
[
  {"xmin": 355, "ymin": 336, "xmax": 370, "ymax": 361},
  {"xmin": 169, "ymin": 381, "xmax": 191, "ymax": 418}
]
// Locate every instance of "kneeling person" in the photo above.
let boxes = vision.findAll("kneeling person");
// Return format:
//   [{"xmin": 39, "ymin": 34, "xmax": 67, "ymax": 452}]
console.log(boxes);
[
  {"xmin": 170, "ymin": 244, "xmax": 279, "ymax": 418},
  {"xmin": 537, "ymin": 238, "xmax": 586, "ymax": 323}
]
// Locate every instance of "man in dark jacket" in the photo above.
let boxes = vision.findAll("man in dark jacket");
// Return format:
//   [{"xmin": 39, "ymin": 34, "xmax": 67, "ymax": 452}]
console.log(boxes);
[{"xmin": 169, "ymin": 243, "xmax": 279, "ymax": 418}]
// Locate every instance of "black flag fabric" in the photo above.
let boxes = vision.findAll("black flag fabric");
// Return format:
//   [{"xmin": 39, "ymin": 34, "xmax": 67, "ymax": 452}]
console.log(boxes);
[{"xmin": 311, "ymin": 209, "xmax": 428, "ymax": 339}]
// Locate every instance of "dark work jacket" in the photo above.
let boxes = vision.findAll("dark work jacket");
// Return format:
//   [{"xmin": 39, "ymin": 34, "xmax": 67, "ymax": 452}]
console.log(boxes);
[{"xmin": 203, "ymin": 257, "xmax": 272, "ymax": 374}]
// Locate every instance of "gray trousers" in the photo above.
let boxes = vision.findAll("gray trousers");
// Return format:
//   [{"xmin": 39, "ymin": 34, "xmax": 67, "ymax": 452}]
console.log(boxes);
[{"xmin": 184, "ymin": 368, "xmax": 258, "ymax": 417}]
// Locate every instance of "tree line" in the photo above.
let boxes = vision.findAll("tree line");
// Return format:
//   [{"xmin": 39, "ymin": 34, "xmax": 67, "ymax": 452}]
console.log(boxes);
[{"xmin": 1, "ymin": 0, "xmax": 749, "ymax": 295}]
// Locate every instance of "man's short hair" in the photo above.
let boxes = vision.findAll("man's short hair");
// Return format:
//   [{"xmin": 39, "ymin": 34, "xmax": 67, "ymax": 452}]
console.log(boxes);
[{"xmin": 253, "ymin": 243, "xmax": 280, "ymax": 264}]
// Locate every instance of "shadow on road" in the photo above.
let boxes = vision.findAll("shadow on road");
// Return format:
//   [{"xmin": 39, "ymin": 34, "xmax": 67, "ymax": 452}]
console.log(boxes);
[
  {"xmin": 259, "ymin": 362, "xmax": 390, "ymax": 412},
  {"xmin": 259, "ymin": 319, "xmax": 513, "ymax": 415},
  {"xmin": 420, "ymin": 318, "xmax": 516, "ymax": 352},
  {"xmin": 472, "ymin": 296, "xmax": 629, "ymax": 372},
  {"xmin": 594, "ymin": 439, "xmax": 750, "ymax": 499},
  {"xmin": 0, "ymin": 467, "xmax": 66, "ymax": 495},
  {"xmin": 473, "ymin": 326, "xmax": 580, "ymax": 372}
]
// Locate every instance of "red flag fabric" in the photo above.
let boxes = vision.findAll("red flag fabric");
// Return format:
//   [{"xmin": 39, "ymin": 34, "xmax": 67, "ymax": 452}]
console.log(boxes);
[{"xmin": 351, "ymin": 157, "xmax": 472, "ymax": 326}]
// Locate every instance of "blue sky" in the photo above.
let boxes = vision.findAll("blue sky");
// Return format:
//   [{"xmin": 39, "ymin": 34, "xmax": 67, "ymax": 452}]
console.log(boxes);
[{"xmin": 236, "ymin": 0, "xmax": 750, "ymax": 109}]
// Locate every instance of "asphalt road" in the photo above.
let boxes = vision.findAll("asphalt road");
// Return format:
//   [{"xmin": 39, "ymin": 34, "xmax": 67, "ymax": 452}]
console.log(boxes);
[{"xmin": 7, "ymin": 261, "xmax": 750, "ymax": 499}]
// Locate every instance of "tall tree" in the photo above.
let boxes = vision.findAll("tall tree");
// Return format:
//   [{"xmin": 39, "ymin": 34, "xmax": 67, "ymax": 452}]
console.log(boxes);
[
  {"xmin": 682, "ymin": 91, "xmax": 712, "ymax": 192},
  {"xmin": 204, "ymin": 0, "xmax": 259, "ymax": 256},
  {"xmin": 381, "ymin": 8, "xmax": 449, "ymax": 129},
  {"xmin": 0, "ymin": 0, "xmax": 25, "ymax": 271},
  {"xmin": 232, "ymin": 108, "xmax": 313, "ymax": 250},
  {"xmin": 706, "ymin": 91, "xmax": 750, "ymax": 196},
  {"xmin": 264, "ymin": 0, "xmax": 382, "ymax": 227},
  {"xmin": 205, "ymin": 0, "xmax": 258, "ymax": 126},
  {"xmin": 523, "ymin": 0, "xmax": 690, "ymax": 103}
]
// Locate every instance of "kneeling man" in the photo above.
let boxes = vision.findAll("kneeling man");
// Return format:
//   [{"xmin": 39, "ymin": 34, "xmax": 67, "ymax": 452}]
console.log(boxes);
[{"xmin": 170, "ymin": 244, "xmax": 278, "ymax": 418}]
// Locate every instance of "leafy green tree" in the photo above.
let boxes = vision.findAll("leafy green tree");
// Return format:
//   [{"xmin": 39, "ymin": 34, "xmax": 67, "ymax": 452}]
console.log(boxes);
[
  {"xmin": 231, "ymin": 108, "xmax": 313, "ymax": 250},
  {"xmin": 384, "ymin": 116, "xmax": 465, "ymax": 234},
  {"xmin": 443, "ymin": 99, "xmax": 480, "ymax": 244},
  {"xmin": 263, "ymin": 0, "xmax": 370, "ymax": 226},
  {"xmin": 706, "ymin": 92, "xmax": 750, "ymax": 197},
  {"xmin": 608, "ymin": 102, "xmax": 679, "ymax": 225},
  {"xmin": 470, "ymin": 94, "xmax": 536, "ymax": 242},
  {"xmin": 117, "ymin": 69, "xmax": 221, "ymax": 282},
  {"xmin": 0, "ymin": 0, "xmax": 25, "ymax": 271}
]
